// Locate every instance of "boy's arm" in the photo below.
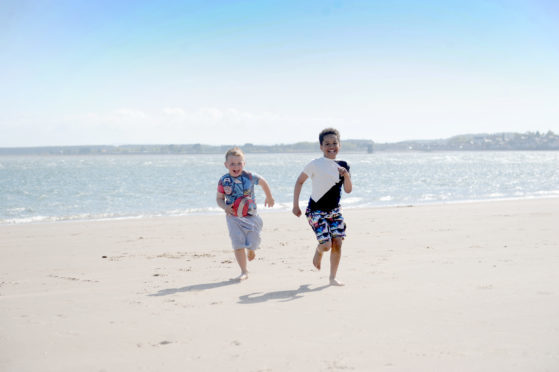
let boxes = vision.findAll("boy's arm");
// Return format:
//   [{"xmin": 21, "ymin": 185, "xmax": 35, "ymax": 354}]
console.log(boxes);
[
  {"xmin": 292, "ymin": 172, "xmax": 308, "ymax": 217},
  {"xmin": 258, "ymin": 177, "xmax": 275, "ymax": 207},
  {"xmin": 216, "ymin": 192, "xmax": 233, "ymax": 215},
  {"xmin": 338, "ymin": 167, "xmax": 352, "ymax": 193}
]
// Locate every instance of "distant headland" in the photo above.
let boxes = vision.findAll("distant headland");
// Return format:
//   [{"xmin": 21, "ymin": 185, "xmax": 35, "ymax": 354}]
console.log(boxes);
[{"xmin": 1, "ymin": 131, "xmax": 558, "ymax": 155}]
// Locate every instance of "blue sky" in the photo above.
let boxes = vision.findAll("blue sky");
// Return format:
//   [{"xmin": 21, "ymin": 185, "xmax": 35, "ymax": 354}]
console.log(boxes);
[{"xmin": 1, "ymin": 0, "xmax": 558, "ymax": 147}]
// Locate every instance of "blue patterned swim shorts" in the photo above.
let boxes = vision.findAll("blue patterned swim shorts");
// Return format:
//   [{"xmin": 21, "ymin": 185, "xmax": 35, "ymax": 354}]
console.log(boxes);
[{"xmin": 305, "ymin": 207, "xmax": 346, "ymax": 244}]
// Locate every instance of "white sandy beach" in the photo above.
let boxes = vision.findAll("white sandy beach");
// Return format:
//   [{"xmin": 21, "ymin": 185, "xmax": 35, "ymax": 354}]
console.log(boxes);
[{"xmin": 1, "ymin": 198, "xmax": 558, "ymax": 372}]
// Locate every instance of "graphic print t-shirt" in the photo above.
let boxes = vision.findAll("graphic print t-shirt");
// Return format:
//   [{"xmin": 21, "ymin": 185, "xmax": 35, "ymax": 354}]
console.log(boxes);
[
  {"xmin": 217, "ymin": 171, "xmax": 261, "ymax": 207},
  {"xmin": 303, "ymin": 157, "xmax": 350, "ymax": 212}
]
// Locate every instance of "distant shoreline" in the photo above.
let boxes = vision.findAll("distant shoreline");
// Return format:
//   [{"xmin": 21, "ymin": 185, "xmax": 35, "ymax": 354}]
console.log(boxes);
[{"xmin": 1, "ymin": 131, "xmax": 558, "ymax": 155}]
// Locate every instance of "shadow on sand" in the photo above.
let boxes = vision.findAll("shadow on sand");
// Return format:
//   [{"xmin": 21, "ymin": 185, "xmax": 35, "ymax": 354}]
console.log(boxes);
[
  {"xmin": 149, "ymin": 278, "xmax": 240, "ymax": 296},
  {"xmin": 238, "ymin": 284, "xmax": 330, "ymax": 304},
  {"xmin": 149, "ymin": 281, "xmax": 331, "ymax": 301}
]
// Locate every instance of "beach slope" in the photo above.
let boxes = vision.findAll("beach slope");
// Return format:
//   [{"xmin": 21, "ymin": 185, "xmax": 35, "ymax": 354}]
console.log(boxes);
[{"xmin": 1, "ymin": 198, "xmax": 558, "ymax": 371}]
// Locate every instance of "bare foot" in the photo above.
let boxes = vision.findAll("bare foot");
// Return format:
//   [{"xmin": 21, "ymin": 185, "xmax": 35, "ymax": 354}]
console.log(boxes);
[
  {"xmin": 235, "ymin": 272, "xmax": 249, "ymax": 281},
  {"xmin": 247, "ymin": 249, "xmax": 256, "ymax": 261},
  {"xmin": 313, "ymin": 248, "xmax": 323, "ymax": 270},
  {"xmin": 329, "ymin": 278, "xmax": 345, "ymax": 286}
]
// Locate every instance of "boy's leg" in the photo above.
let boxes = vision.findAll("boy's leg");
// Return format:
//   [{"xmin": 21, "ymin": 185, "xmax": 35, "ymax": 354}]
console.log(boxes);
[
  {"xmin": 329, "ymin": 238, "xmax": 344, "ymax": 286},
  {"xmin": 233, "ymin": 248, "xmax": 249, "ymax": 280},
  {"xmin": 307, "ymin": 210, "xmax": 332, "ymax": 270},
  {"xmin": 313, "ymin": 241, "xmax": 331, "ymax": 270},
  {"xmin": 245, "ymin": 215, "xmax": 262, "ymax": 262},
  {"xmin": 328, "ymin": 208, "xmax": 346, "ymax": 285},
  {"xmin": 228, "ymin": 215, "xmax": 261, "ymax": 280},
  {"xmin": 227, "ymin": 215, "xmax": 248, "ymax": 277},
  {"xmin": 247, "ymin": 249, "xmax": 256, "ymax": 261}
]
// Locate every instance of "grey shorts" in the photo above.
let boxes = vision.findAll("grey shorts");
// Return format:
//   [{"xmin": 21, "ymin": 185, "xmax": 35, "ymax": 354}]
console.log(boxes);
[{"xmin": 226, "ymin": 214, "xmax": 263, "ymax": 250}]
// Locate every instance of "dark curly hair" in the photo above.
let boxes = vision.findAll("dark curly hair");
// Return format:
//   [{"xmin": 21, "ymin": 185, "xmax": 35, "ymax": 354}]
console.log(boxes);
[{"xmin": 319, "ymin": 128, "xmax": 340, "ymax": 145}]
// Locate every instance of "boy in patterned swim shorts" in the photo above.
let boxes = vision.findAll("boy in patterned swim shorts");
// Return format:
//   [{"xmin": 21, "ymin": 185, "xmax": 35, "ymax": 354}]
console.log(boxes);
[
  {"xmin": 217, "ymin": 147, "xmax": 275, "ymax": 281},
  {"xmin": 292, "ymin": 128, "xmax": 352, "ymax": 286}
]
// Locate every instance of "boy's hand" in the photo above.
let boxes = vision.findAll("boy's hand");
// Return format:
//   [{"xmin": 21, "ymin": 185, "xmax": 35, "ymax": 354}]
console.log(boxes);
[
  {"xmin": 292, "ymin": 205, "xmax": 302, "ymax": 217},
  {"xmin": 338, "ymin": 166, "xmax": 349, "ymax": 177},
  {"xmin": 225, "ymin": 204, "xmax": 234, "ymax": 215},
  {"xmin": 265, "ymin": 197, "xmax": 275, "ymax": 208}
]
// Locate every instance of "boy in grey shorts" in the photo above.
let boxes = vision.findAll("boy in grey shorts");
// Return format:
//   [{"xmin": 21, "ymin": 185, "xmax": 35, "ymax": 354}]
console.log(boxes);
[{"xmin": 216, "ymin": 147, "xmax": 275, "ymax": 281}]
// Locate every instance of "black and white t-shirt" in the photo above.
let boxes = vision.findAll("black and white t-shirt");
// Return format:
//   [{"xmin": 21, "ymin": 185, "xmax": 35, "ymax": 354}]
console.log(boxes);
[{"xmin": 303, "ymin": 157, "xmax": 350, "ymax": 212}]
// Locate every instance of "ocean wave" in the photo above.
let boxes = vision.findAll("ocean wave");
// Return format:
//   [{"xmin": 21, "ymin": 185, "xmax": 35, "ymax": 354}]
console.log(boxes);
[
  {"xmin": 2, "ymin": 152, "xmax": 558, "ymax": 224},
  {"xmin": 0, "ymin": 207, "xmax": 227, "ymax": 225}
]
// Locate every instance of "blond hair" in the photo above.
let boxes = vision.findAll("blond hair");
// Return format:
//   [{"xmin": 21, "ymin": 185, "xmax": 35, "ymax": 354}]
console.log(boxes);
[{"xmin": 225, "ymin": 147, "xmax": 245, "ymax": 161}]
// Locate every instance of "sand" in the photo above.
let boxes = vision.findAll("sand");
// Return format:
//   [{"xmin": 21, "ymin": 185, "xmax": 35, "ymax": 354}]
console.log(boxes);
[{"xmin": 1, "ymin": 198, "xmax": 558, "ymax": 371}]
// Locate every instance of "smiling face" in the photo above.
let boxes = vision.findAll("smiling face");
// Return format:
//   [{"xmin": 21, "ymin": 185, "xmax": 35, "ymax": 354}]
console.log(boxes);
[
  {"xmin": 224, "ymin": 155, "xmax": 245, "ymax": 177},
  {"xmin": 320, "ymin": 134, "xmax": 341, "ymax": 159}
]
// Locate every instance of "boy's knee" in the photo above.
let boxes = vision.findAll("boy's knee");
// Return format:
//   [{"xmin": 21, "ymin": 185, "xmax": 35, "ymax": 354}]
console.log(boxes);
[
  {"xmin": 332, "ymin": 238, "xmax": 343, "ymax": 250},
  {"xmin": 318, "ymin": 241, "xmax": 331, "ymax": 252}
]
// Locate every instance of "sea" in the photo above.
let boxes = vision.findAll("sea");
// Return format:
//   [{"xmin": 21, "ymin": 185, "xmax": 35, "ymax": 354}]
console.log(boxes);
[{"xmin": 1, "ymin": 151, "xmax": 558, "ymax": 224}]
